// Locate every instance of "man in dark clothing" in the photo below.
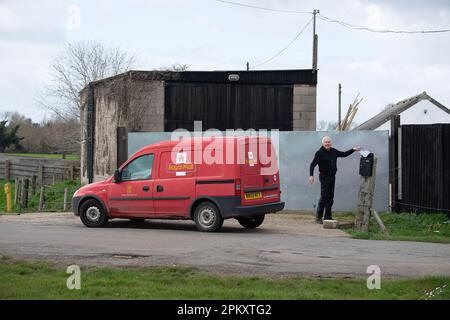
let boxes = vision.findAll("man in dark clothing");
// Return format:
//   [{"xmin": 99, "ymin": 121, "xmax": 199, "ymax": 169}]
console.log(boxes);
[{"xmin": 309, "ymin": 136, "xmax": 360, "ymax": 223}]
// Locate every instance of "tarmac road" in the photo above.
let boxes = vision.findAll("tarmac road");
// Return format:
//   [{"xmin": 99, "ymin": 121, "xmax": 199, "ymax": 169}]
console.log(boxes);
[{"xmin": 0, "ymin": 212, "xmax": 449, "ymax": 278}]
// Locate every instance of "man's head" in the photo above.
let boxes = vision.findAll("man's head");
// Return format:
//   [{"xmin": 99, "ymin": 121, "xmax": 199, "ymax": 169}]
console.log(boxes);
[{"xmin": 322, "ymin": 136, "xmax": 332, "ymax": 150}]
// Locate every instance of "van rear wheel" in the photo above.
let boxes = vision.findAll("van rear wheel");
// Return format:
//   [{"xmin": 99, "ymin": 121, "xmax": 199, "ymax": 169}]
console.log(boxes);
[
  {"xmin": 194, "ymin": 202, "xmax": 223, "ymax": 232},
  {"xmin": 237, "ymin": 215, "xmax": 265, "ymax": 229},
  {"xmin": 79, "ymin": 199, "xmax": 108, "ymax": 228}
]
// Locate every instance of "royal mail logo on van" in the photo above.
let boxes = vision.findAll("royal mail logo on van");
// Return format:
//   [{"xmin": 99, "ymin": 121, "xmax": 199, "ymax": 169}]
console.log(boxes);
[
  {"xmin": 126, "ymin": 185, "xmax": 133, "ymax": 194},
  {"xmin": 167, "ymin": 163, "xmax": 194, "ymax": 171}
]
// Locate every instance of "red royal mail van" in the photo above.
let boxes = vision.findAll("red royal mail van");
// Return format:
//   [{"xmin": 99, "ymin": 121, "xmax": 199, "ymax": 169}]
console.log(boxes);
[{"xmin": 72, "ymin": 136, "xmax": 284, "ymax": 232}]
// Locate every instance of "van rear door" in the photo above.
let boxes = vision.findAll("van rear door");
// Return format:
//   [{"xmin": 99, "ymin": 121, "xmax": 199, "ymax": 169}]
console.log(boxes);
[{"xmin": 240, "ymin": 139, "xmax": 280, "ymax": 206}]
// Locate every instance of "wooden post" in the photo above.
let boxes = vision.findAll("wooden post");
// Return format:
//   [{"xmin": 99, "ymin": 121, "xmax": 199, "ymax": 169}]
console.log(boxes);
[
  {"xmin": 69, "ymin": 166, "xmax": 75, "ymax": 181},
  {"xmin": 52, "ymin": 174, "xmax": 56, "ymax": 185},
  {"xmin": 4, "ymin": 160, "xmax": 10, "ymax": 181},
  {"xmin": 371, "ymin": 209, "xmax": 389, "ymax": 236},
  {"xmin": 20, "ymin": 178, "xmax": 29, "ymax": 209},
  {"xmin": 117, "ymin": 127, "xmax": 128, "ymax": 169},
  {"xmin": 16, "ymin": 178, "xmax": 22, "ymax": 206},
  {"xmin": 63, "ymin": 187, "xmax": 68, "ymax": 211},
  {"xmin": 14, "ymin": 177, "xmax": 19, "ymax": 205},
  {"xmin": 390, "ymin": 115, "xmax": 400, "ymax": 212},
  {"xmin": 338, "ymin": 83, "xmax": 342, "ymax": 130},
  {"xmin": 38, "ymin": 186, "xmax": 45, "ymax": 211},
  {"xmin": 31, "ymin": 175, "xmax": 37, "ymax": 196},
  {"xmin": 355, "ymin": 158, "xmax": 377, "ymax": 232},
  {"xmin": 38, "ymin": 164, "xmax": 44, "ymax": 187}
]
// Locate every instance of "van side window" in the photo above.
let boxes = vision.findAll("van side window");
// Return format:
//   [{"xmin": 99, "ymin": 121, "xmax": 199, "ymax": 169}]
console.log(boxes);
[{"xmin": 121, "ymin": 154, "xmax": 154, "ymax": 181}]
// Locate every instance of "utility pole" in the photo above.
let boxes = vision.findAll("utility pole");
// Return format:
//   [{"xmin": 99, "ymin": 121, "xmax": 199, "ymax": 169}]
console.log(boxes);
[
  {"xmin": 338, "ymin": 83, "xmax": 342, "ymax": 130},
  {"xmin": 312, "ymin": 9, "xmax": 319, "ymax": 72}
]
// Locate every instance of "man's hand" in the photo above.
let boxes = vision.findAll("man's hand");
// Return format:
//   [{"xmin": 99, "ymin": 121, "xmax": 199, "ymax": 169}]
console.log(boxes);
[
  {"xmin": 309, "ymin": 176, "xmax": 314, "ymax": 184},
  {"xmin": 353, "ymin": 147, "xmax": 361, "ymax": 151}
]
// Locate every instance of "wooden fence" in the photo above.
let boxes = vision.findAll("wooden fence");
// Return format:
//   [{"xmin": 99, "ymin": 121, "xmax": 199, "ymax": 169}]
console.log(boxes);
[{"xmin": 0, "ymin": 156, "xmax": 80, "ymax": 185}]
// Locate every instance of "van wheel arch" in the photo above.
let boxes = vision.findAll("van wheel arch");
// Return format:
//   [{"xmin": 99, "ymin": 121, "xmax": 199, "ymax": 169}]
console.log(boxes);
[
  {"xmin": 190, "ymin": 197, "xmax": 223, "ymax": 220},
  {"xmin": 78, "ymin": 196, "xmax": 109, "ymax": 217}
]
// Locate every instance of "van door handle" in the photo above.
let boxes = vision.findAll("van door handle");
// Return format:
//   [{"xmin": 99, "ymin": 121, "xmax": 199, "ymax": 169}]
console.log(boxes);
[
  {"xmin": 156, "ymin": 185, "xmax": 164, "ymax": 192},
  {"xmin": 142, "ymin": 186, "xmax": 149, "ymax": 192}
]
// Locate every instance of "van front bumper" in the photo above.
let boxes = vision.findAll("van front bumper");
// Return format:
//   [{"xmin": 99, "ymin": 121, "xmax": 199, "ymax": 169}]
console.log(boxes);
[{"xmin": 72, "ymin": 196, "xmax": 81, "ymax": 216}]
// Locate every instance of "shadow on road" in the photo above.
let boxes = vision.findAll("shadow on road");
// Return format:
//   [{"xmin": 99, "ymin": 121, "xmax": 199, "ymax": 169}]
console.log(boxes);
[{"xmin": 102, "ymin": 219, "xmax": 267, "ymax": 234}]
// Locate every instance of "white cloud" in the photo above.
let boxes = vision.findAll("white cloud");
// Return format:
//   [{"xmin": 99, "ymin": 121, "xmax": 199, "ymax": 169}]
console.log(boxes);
[{"xmin": 0, "ymin": 0, "xmax": 449, "ymax": 125}]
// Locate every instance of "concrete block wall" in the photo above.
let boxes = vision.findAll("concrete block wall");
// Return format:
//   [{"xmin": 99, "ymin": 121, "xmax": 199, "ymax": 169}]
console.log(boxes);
[
  {"xmin": 293, "ymin": 84, "xmax": 317, "ymax": 131},
  {"xmin": 80, "ymin": 78, "xmax": 166, "ymax": 184}
]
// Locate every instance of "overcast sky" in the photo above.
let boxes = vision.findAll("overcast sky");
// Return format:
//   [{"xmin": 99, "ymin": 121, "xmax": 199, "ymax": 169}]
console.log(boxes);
[{"xmin": 1, "ymin": 0, "xmax": 449, "ymax": 125}]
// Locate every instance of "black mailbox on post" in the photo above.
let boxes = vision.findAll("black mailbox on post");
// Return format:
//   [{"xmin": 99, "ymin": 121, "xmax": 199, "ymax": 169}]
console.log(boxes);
[{"xmin": 359, "ymin": 153, "xmax": 374, "ymax": 177}]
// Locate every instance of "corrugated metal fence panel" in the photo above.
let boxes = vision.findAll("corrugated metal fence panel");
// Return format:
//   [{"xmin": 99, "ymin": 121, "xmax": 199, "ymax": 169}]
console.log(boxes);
[
  {"xmin": 128, "ymin": 131, "xmax": 389, "ymax": 212},
  {"xmin": 401, "ymin": 124, "xmax": 450, "ymax": 213},
  {"xmin": 164, "ymin": 82, "xmax": 293, "ymax": 131}
]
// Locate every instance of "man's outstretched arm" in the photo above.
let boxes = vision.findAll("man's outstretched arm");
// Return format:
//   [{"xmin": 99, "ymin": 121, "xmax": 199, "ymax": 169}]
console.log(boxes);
[{"xmin": 337, "ymin": 147, "xmax": 361, "ymax": 157}]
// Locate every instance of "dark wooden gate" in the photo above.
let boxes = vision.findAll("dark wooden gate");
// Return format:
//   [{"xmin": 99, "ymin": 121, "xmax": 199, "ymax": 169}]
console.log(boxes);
[
  {"xmin": 164, "ymin": 82, "xmax": 293, "ymax": 131},
  {"xmin": 397, "ymin": 124, "xmax": 450, "ymax": 214}
]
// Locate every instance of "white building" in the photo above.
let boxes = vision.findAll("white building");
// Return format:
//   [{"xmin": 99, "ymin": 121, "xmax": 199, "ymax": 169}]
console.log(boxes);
[{"xmin": 354, "ymin": 92, "xmax": 450, "ymax": 133}]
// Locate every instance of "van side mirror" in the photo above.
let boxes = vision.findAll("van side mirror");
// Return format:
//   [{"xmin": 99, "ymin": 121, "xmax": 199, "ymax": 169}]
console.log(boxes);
[{"xmin": 113, "ymin": 170, "xmax": 121, "ymax": 183}]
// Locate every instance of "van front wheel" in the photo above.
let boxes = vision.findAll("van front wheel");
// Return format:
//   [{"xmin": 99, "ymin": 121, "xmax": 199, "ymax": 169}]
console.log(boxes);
[
  {"xmin": 237, "ymin": 215, "xmax": 265, "ymax": 229},
  {"xmin": 194, "ymin": 202, "xmax": 223, "ymax": 232},
  {"xmin": 79, "ymin": 199, "xmax": 108, "ymax": 228}
]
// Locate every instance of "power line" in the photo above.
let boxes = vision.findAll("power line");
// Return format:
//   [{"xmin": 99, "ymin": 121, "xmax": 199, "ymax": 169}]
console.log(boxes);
[
  {"xmin": 317, "ymin": 13, "xmax": 450, "ymax": 34},
  {"xmin": 214, "ymin": 0, "xmax": 450, "ymax": 34},
  {"xmin": 214, "ymin": 0, "xmax": 312, "ymax": 14},
  {"xmin": 251, "ymin": 18, "xmax": 313, "ymax": 69}
]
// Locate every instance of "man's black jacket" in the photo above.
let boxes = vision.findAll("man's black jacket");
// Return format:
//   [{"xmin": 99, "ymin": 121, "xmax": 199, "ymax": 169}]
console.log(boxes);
[{"xmin": 309, "ymin": 146, "xmax": 355, "ymax": 177}]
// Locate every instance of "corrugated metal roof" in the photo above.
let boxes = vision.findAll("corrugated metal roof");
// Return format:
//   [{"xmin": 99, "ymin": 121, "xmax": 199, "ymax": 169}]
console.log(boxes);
[{"xmin": 354, "ymin": 92, "xmax": 450, "ymax": 130}]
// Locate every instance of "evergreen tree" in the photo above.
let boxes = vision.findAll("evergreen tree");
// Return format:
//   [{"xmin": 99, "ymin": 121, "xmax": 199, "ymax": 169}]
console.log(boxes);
[{"xmin": 0, "ymin": 120, "xmax": 23, "ymax": 152}]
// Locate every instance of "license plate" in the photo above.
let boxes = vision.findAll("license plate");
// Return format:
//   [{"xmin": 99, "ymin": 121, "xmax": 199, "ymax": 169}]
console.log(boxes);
[{"xmin": 244, "ymin": 192, "xmax": 262, "ymax": 200}]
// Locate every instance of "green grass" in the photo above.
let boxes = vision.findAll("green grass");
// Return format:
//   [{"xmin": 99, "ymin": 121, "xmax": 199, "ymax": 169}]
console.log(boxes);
[
  {"xmin": 0, "ymin": 257, "xmax": 448, "ymax": 300},
  {"xmin": 0, "ymin": 153, "xmax": 79, "ymax": 161},
  {"xmin": 0, "ymin": 179, "xmax": 82, "ymax": 213},
  {"xmin": 342, "ymin": 212, "xmax": 450, "ymax": 243}
]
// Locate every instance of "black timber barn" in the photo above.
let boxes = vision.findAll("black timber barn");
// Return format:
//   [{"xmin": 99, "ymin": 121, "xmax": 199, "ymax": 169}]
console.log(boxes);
[{"xmin": 80, "ymin": 69, "xmax": 317, "ymax": 183}]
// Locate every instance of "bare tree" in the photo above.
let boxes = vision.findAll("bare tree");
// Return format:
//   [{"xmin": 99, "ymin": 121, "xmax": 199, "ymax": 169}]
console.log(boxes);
[
  {"xmin": 317, "ymin": 120, "xmax": 338, "ymax": 131},
  {"xmin": 158, "ymin": 63, "xmax": 189, "ymax": 72},
  {"xmin": 38, "ymin": 40, "xmax": 136, "ymax": 121}
]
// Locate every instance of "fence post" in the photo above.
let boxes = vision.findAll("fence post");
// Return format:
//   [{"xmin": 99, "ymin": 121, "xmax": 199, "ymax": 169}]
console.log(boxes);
[
  {"xmin": 5, "ymin": 160, "xmax": 10, "ymax": 181},
  {"xmin": 20, "ymin": 178, "xmax": 29, "ymax": 210},
  {"xmin": 355, "ymin": 158, "xmax": 377, "ymax": 232},
  {"xmin": 39, "ymin": 186, "xmax": 45, "ymax": 211},
  {"xmin": 63, "ymin": 187, "xmax": 68, "ymax": 211},
  {"xmin": 69, "ymin": 166, "xmax": 75, "ymax": 181},
  {"xmin": 16, "ymin": 178, "xmax": 22, "ymax": 206},
  {"xmin": 38, "ymin": 164, "xmax": 44, "ymax": 187},
  {"xmin": 14, "ymin": 177, "xmax": 19, "ymax": 206},
  {"xmin": 31, "ymin": 175, "xmax": 37, "ymax": 196}
]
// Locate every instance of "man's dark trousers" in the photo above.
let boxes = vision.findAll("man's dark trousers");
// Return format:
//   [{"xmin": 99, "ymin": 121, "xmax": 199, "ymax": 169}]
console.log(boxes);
[{"xmin": 316, "ymin": 174, "xmax": 336, "ymax": 221}]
